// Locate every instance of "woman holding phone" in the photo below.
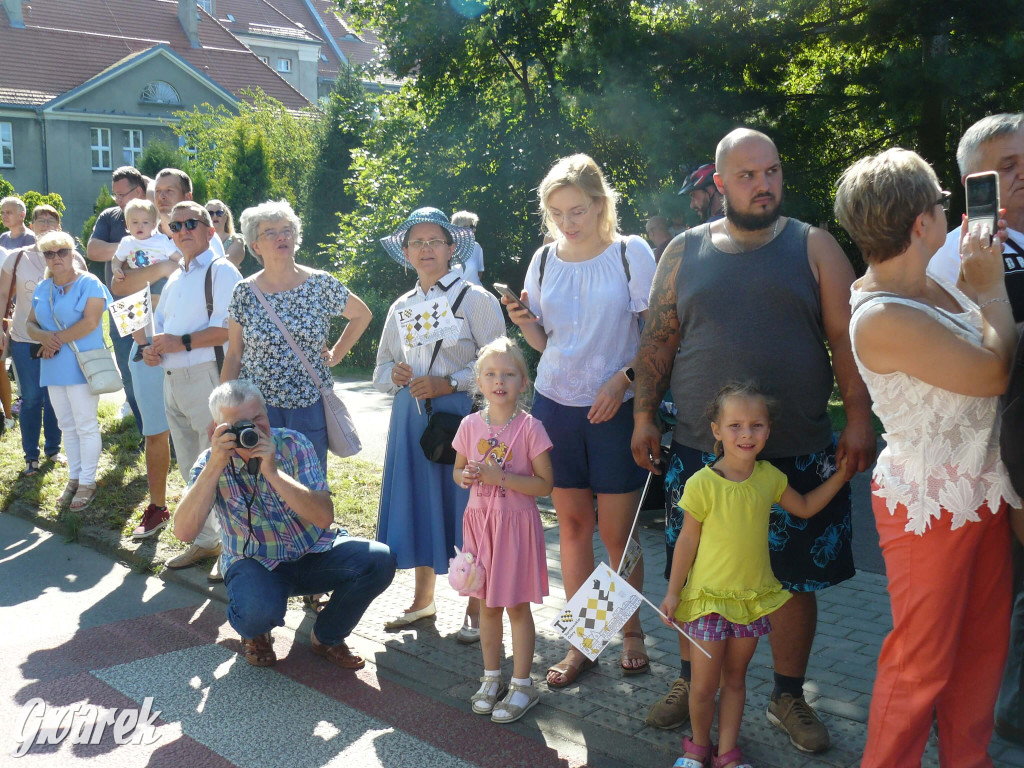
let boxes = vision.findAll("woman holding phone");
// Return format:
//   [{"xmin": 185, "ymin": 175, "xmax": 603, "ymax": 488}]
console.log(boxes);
[{"xmin": 505, "ymin": 154, "xmax": 656, "ymax": 687}]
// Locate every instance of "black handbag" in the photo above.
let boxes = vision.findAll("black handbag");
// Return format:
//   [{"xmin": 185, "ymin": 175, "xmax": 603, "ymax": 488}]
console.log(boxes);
[{"xmin": 418, "ymin": 284, "xmax": 471, "ymax": 465}]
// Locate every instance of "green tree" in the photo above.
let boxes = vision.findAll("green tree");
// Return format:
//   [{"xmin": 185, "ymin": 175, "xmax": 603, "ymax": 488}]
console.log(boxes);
[
  {"xmin": 137, "ymin": 141, "xmax": 209, "ymax": 203},
  {"xmin": 218, "ymin": 123, "xmax": 281, "ymax": 274}
]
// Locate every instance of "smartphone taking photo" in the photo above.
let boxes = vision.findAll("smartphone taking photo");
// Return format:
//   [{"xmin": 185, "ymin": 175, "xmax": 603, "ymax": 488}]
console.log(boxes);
[
  {"xmin": 493, "ymin": 282, "xmax": 538, "ymax": 320},
  {"xmin": 965, "ymin": 170, "xmax": 1000, "ymax": 244}
]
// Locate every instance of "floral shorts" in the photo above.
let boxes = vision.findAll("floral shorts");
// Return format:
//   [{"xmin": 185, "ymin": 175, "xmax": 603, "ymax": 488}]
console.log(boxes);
[
  {"xmin": 683, "ymin": 613, "xmax": 772, "ymax": 642},
  {"xmin": 662, "ymin": 438, "xmax": 855, "ymax": 591}
]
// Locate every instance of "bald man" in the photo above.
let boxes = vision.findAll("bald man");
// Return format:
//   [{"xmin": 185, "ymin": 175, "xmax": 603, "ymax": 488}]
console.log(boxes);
[{"xmin": 631, "ymin": 128, "xmax": 875, "ymax": 754}]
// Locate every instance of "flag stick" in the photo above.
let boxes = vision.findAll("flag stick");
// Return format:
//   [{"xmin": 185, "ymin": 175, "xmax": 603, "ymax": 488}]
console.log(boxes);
[{"xmin": 616, "ymin": 471, "xmax": 652, "ymax": 574}]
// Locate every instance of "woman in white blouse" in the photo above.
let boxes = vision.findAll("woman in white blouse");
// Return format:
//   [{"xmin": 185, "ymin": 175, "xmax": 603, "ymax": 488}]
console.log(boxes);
[
  {"xmin": 836, "ymin": 148, "xmax": 1020, "ymax": 767},
  {"xmin": 506, "ymin": 154, "xmax": 656, "ymax": 687},
  {"xmin": 373, "ymin": 207, "xmax": 504, "ymax": 636}
]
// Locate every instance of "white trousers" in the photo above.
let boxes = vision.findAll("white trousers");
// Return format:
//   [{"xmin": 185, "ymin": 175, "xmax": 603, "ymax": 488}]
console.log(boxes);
[{"xmin": 47, "ymin": 383, "xmax": 101, "ymax": 486}]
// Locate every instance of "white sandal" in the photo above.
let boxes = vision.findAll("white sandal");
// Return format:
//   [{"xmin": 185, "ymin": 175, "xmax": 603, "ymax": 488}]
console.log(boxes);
[
  {"xmin": 470, "ymin": 674, "xmax": 507, "ymax": 715},
  {"xmin": 490, "ymin": 681, "xmax": 540, "ymax": 723}
]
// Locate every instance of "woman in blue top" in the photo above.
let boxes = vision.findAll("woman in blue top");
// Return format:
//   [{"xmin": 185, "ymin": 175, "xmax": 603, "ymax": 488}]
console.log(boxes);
[{"xmin": 26, "ymin": 231, "xmax": 112, "ymax": 512}]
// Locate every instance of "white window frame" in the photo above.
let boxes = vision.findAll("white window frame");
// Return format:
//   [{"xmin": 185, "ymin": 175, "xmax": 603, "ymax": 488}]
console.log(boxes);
[
  {"xmin": 91, "ymin": 127, "xmax": 112, "ymax": 171},
  {"xmin": 276, "ymin": 58, "xmax": 292, "ymax": 73},
  {"xmin": 259, "ymin": 55, "xmax": 269, "ymax": 65},
  {"xmin": 0, "ymin": 122, "xmax": 12, "ymax": 167},
  {"xmin": 122, "ymin": 129, "xmax": 143, "ymax": 166}
]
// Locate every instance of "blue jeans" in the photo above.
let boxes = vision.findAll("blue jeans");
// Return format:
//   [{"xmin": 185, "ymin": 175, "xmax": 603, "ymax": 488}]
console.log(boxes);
[
  {"xmin": 266, "ymin": 400, "xmax": 328, "ymax": 474},
  {"xmin": 223, "ymin": 536, "xmax": 396, "ymax": 645},
  {"xmin": 110, "ymin": 316, "xmax": 141, "ymax": 431},
  {"xmin": 9, "ymin": 340, "xmax": 61, "ymax": 462}
]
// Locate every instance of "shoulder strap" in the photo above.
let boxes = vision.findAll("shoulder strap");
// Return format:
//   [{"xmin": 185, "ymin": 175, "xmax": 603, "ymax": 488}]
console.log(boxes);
[
  {"xmin": 205, "ymin": 260, "xmax": 224, "ymax": 372},
  {"xmin": 424, "ymin": 282, "xmax": 473, "ymax": 416},
  {"xmin": 3, "ymin": 248, "xmax": 25, "ymax": 321},
  {"xmin": 620, "ymin": 239, "xmax": 631, "ymax": 282},
  {"xmin": 247, "ymin": 280, "xmax": 330, "ymax": 389},
  {"xmin": 851, "ymin": 290, "xmax": 977, "ymax": 336},
  {"xmin": 537, "ymin": 245, "xmax": 551, "ymax": 289}
]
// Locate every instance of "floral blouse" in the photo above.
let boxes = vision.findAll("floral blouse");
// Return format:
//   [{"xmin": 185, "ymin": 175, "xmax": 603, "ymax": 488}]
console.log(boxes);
[{"xmin": 228, "ymin": 271, "xmax": 349, "ymax": 408}]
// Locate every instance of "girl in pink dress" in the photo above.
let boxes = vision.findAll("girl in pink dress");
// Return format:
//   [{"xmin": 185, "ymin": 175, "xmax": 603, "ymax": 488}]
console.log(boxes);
[{"xmin": 452, "ymin": 336, "xmax": 554, "ymax": 724}]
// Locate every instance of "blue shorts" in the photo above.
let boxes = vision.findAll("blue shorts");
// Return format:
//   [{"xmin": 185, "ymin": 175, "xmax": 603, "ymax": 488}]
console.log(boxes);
[
  {"xmin": 129, "ymin": 342, "xmax": 169, "ymax": 436},
  {"xmin": 532, "ymin": 392, "xmax": 647, "ymax": 494}
]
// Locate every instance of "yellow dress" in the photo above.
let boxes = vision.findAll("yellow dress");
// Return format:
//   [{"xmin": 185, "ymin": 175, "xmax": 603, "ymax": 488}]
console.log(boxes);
[{"xmin": 674, "ymin": 462, "xmax": 792, "ymax": 625}]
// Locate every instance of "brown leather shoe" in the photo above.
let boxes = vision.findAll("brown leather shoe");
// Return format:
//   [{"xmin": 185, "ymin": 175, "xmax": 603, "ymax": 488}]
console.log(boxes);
[
  {"xmin": 310, "ymin": 631, "xmax": 365, "ymax": 670},
  {"xmin": 241, "ymin": 632, "xmax": 276, "ymax": 667}
]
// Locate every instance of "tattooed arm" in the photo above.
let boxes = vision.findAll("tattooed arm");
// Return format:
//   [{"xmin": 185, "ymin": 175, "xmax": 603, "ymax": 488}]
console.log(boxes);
[{"xmin": 630, "ymin": 236, "xmax": 684, "ymax": 473}]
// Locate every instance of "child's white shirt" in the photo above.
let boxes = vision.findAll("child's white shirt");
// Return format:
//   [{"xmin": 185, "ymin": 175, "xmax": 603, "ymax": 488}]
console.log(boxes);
[{"xmin": 113, "ymin": 233, "xmax": 179, "ymax": 269}]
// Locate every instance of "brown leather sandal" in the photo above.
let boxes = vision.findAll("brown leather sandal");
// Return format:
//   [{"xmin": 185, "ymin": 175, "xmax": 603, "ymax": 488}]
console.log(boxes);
[
  {"xmin": 620, "ymin": 630, "xmax": 650, "ymax": 675},
  {"xmin": 546, "ymin": 652, "xmax": 597, "ymax": 689},
  {"xmin": 241, "ymin": 632, "xmax": 276, "ymax": 667},
  {"xmin": 303, "ymin": 592, "xmax": 331, "ymax": 614},
  {"xmin": 310, "ymin": 631, "xmax": 365, "ymax": 670}
]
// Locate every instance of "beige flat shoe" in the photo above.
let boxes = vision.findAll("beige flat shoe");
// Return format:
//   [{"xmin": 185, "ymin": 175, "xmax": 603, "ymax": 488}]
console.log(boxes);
[{"xmin": 69, "ymin": 484, "xmax": 97, "ymax": 512}]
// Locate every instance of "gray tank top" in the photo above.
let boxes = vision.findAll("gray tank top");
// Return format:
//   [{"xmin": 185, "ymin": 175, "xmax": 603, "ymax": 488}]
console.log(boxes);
[{"xmin": 670, "ymin": 220, "xmax": 835, "ymax": 457}]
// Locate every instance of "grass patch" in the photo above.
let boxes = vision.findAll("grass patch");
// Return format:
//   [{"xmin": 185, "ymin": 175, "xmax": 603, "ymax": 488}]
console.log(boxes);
[{"xmin": 0, "ymin": 396, "xmax": 382, "ymax": 563}]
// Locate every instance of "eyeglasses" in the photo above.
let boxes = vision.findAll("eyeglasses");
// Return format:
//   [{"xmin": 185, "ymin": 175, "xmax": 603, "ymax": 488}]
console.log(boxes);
[
  {"xmin": 549, "ymin": 205, "xmax": 592, "ymax": 226},
  {"xmin": 258, "ymin": 227, "xmax": 294, "ymax": 241},
  {"xmin": 42, "ymin": 248, "xmax": 72, "ymax": 260},
  {"xmin": 934, "ymin": 190, "xmax": 952, "ymax": 213},
  {"xmin": 33, "ymin": 217, "xmax": 59, "ymax": 226},
  {"xmin": 406, "ymin": 238, "xmax": 450, "ymax": 251},
  {"xmin": 113, "ymin": 186, "xmax": 142, "ymax": 202},
  {"xmin": 207, "ymin": 209, "xmax": 226, "ymax": 218},
  {"xmin": 168, "ymin": 218, "xmax": 204, "ymax": 233}
]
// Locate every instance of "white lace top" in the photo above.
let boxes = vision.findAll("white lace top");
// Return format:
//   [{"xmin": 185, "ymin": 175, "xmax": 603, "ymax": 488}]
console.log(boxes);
[{"xmin": 849, "ymin": 279, "xmax": 1020, "ymax": 535}]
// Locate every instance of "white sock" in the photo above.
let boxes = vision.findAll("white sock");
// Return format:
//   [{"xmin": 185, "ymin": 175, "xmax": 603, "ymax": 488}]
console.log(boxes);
[
  {"xmin": 473, "ymin": 669, "xmax": 502, "ymax": 713},
  {"xmin": 496, "ymin": 675, "xmax": 533, "ymax": 713}
]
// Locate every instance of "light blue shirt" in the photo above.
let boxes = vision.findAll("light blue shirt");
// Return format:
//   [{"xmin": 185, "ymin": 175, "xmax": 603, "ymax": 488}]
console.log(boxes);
[{"xmin": 31, "ymin": 272, "xmax": 112, "ymax": 387}]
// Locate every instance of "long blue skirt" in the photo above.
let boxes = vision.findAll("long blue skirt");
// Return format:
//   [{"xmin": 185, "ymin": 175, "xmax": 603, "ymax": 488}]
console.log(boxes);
[{"xmin": 376, "ymin": 387, "xmax": 471, "ymax": 574}]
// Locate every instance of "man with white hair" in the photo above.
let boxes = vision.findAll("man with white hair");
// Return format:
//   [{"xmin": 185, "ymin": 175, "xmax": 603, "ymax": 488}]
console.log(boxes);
[
  {"xmin": 174, "ymin": 379, "xmax": 395, "ymax": 669},
  {"xmin": 0, "ymin": 196, "xmax": 34, "ymax": 251},
  {"xmin": 142, "ymin": 201, "xmax": 242, "ymax": 577},
  {"xmin": 451, "ymin": 210, "xmax": 484, "ymax": 284}
]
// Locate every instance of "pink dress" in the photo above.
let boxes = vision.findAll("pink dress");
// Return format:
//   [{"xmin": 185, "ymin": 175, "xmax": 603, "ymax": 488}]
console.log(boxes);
[{"xmin": 452, "ymin": 411, "xmax": 552, "ymax": 607}]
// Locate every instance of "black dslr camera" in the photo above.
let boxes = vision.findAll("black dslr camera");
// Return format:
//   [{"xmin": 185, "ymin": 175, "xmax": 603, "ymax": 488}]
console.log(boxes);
[{"xmin": 227, "ymin": 420, "xmax": 260, "ymax": 449}]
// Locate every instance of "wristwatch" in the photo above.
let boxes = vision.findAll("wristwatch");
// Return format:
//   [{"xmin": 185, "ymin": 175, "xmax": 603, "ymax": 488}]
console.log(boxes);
[
  {"xmin": 181, "ymin": 333, "xmax": 192, "ymax": 352},
  {"xmin": 448, "ymin": 375, "xmax": 458, "ymax": 393},
  {"xmin": 621, "ymin": 366, "xmax": 635, "ymax": 384}
]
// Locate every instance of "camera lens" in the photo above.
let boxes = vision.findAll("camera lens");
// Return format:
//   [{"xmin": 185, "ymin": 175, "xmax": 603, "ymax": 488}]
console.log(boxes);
[{"xmin": 230, "ymin": 420, "xmax": 260, "ymax": 449}]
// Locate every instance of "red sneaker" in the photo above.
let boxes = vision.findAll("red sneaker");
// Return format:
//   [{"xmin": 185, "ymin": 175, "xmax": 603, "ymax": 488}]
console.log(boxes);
[{"xmin": 133, "ymin": 504, "xmax": 170, "ymax": 539}]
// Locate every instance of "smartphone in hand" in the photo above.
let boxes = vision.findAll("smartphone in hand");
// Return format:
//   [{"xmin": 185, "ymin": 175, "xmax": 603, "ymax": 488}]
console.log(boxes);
[
  {"xmin": 966, "ymin": 171, "xmax": 1000, "ymax": 243},
  {"xmin": 493, "ymin": 283, "xmax": 538, "ymax": 320}
]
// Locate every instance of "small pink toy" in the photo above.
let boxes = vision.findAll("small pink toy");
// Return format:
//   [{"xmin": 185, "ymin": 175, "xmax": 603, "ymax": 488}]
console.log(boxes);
[{"xmin": 448, "ymin": 547, "xmax": 486, "ymax": 593}]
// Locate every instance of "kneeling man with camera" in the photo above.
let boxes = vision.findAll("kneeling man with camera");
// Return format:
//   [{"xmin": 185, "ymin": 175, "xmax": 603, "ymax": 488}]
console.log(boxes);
[{"xmin": 174, "ymin": 379, "xmax": 396, "ymax": 668}]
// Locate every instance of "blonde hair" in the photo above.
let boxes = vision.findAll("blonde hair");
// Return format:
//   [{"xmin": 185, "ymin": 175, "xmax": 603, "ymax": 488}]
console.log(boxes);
[
  {"xmin": 36, "ymin": 230, "xmax": 79, "ymax": 279},
  {"xmin": 472, "ymin": 336, "xmax": 532, "ymax": 410},
  {"xmin": 124, "ymin": 198, "xmax": 159, "ymax": 228},
  {"xmin": 206, "ymin": 198, "xmax": 236, "ymax": 236},
  {"xmin": 834, "ymin": 148, "xmax": 940, "ymax": 265},
  {"xmin": 538, "ymin": 153, "xmax": 619, "ymax": 242}
]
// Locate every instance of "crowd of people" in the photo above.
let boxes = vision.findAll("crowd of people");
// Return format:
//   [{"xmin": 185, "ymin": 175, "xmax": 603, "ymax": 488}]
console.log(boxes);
[{"xmin": 0, "ymin": 110, "xmax": 1022, "ymax": 767}]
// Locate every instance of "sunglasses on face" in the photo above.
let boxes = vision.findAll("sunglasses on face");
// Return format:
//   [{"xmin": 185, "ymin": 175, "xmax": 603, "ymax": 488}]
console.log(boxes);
[
  {"xmin": 42, "ymin": 248, "xmax": 72, "ymax": 260},
  {"xmin": 168, "ymin": 218, "xmax": 204, "ymax": 233},
  {"xmin": 207, "ymin": 209, "xmax": 226, "ymax": 218}
]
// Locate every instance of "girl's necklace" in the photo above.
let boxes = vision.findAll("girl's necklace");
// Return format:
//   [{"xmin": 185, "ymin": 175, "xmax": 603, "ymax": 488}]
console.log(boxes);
[
  {"xmin": 725, "ymin": 217, "xmax": 779, "ymax": 253},
  {"xmin": 484, "ymin": 407, "xmax": 517, "ymax": 439}
]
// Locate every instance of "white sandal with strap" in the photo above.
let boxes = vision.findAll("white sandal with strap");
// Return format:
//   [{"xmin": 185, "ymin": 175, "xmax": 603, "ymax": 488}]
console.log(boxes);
[
  {"xmin": 470, "ymin": 674, "xmax": 507, "ymax": 715},
  {"xmin": 490, "ymin": 681, "xmax": 540, "ymax": 723}
]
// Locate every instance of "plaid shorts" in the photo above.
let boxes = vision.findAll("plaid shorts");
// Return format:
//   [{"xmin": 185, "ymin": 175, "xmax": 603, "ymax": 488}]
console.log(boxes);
[{"xmin": 683, "ymin": 613, "xmax": 772, "ymax": 641}]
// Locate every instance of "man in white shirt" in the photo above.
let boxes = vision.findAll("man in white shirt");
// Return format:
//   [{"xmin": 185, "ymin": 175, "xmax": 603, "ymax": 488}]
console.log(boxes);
[
  {"xmin": 451, "ymin": 211, "xmax": 484, "ymax": 285},
  {"xmin": 928, "ymin": 112, "xmax": 1024, "ymax": 323},
  {"xmin": 143, "ymin": 201, "xmax": 242, "ymax": 574}
]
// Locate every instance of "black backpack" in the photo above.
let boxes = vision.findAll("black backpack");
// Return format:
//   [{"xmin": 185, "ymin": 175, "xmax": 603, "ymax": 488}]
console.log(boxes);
[{"xmin": 1002, "ymin": 331, "xmax": 1024, "ymax": 497}]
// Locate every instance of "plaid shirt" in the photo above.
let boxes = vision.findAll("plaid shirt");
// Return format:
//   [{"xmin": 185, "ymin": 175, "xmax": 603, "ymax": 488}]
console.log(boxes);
[{"xmin": 187, "ymin": 428, "xmax": 334, "ymax": 571}]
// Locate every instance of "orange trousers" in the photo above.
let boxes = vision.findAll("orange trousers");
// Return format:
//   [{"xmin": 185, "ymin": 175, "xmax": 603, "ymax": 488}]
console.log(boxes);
[{"xmin": 863, "ymin": 485, "xmax": 1012, "ymax": 768}]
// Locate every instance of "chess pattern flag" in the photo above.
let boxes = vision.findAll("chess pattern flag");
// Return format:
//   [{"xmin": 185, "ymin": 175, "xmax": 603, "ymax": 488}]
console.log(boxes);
[
  {"xmin": 551, "ymin": 563, "xmax": 644, "ymax": 661},
  {"xmin": 108, "ymin": 284, "xmax": 152, "ymax": 337},
  {"xmin": 396, "ymin": 296, "xmax": 460, "ymax": 351}
]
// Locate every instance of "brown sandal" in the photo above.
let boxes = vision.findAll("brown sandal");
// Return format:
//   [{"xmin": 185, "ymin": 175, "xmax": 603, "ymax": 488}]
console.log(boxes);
[
  {"xmin": 303, "ymin": 592, "xmax": 331, "ymax": 614},
  {"xmin": 310, "ymin": 631, "xmax": 365, "ymax": 670},
  {"xmin": 546, "ymin": 652, "xmax": 597, "ymax": 689},
  {"xmin": 620, "ymin": 630, "xmax": 650, "ymax": 675},
  {"xmin": 241, "ymin": 632, "xmax": 276, "ymax": 667}
]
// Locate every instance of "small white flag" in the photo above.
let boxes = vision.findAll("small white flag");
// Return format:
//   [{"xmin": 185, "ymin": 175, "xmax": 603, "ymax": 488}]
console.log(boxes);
[
  {"xmin": 108, "ymin": 284, "xmax": 151, "ymax": 337},
  {"xmin": 618, "ymin": 537, "xmax": 642, "ymax": 579},
  {"xmin": 551, "ymin": 563, "xmax": 644, "ymax": 661},
  {"xmin": 396, "ymin": 296, "xmax": 460, "ymax": 351}
]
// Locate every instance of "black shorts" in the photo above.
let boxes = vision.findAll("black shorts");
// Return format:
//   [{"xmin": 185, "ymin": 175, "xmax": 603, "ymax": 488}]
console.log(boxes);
[{"xmin": 662, "ymin": 439, "xmax": 855, "ymax": 591}]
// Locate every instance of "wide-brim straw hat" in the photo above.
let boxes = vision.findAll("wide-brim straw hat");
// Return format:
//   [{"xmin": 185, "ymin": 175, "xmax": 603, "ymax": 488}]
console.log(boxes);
[{"xmin": 380, "ymin": 207, "xmax": 475, "ymax": 268}]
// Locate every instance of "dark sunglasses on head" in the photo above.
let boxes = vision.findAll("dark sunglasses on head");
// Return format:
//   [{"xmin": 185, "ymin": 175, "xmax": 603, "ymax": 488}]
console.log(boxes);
[
  {"xmin": 935, "ymin": 190, "xmax": 952, "ymax": 213},
  {"xmin": 42, "ymin": 248, "xmax": 72, "ymax": 260},
  {"xmin": 207, "ymin": 209, "xmax": 226, "ymax": 218},
  {"xmin": 168, "ymin": 218, "xmax": 203, "ymax": 233}
]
